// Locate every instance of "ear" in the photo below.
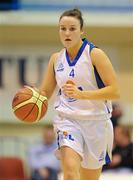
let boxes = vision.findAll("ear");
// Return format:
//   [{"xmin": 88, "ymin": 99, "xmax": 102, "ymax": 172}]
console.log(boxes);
[{"xmin": 80, "ymin": 29, "xmax": 84, "ymax": 35}]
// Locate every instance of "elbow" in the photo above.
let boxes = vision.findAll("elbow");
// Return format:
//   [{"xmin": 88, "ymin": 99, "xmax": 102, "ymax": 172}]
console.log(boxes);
[
  {"xmin": 39, "ymin": 89, "xmax": 52, "ymax": 99},
  {"xmin": 39, "ymin": 88, "xmax": 48, "ymax": 98},
  {"xmin": 115, "ymin": 91, "xmax": 120, "ymax": 99},
  {"xmin": 113, "ymin": 87, "xmax": 120, "ymax": 99},
  {"xmin": 41, "ymin": 90, "xmax": 49, "ymax": 99}
]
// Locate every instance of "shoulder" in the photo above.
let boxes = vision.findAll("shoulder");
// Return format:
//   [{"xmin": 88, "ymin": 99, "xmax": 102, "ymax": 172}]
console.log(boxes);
[
  {"xmin": 90, "ymin": 48, "xmax": 107, "ymax": 59},
  {"xmin": 47, "ymin": 52, "xmax": 60, "ymax": 70},
  {"xmin": 90, "ymin": 48, "xmax": 110, "ymax": 66},
  {"xmin": 50, "ymin": 52, "xmax": 60, "ymax": 63},
  {"xmin": 51, "ymin": 49, "xmax": 65, "ymax": 66}
]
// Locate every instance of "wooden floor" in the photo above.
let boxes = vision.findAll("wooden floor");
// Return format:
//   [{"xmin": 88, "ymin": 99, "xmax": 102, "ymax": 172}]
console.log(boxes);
[
  {"xmin": 58, "ymin": 171, "xmax": 133, "ymax": 180},
  {"xmin": 100, "ymin": 172, "xmax": 133, "ymax": 180}
]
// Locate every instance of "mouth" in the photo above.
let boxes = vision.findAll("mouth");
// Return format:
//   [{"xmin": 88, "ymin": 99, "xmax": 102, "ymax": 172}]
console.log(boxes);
[{"xmin": 65, "ymin": 38, "xmax": 71, "ymax": 41}]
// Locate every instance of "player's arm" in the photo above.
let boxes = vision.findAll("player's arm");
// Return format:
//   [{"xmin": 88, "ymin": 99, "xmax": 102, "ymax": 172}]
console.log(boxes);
[
  {"xmin": 63, "ymin": 48, "xmax": 120, "ymax": 100},
  {"xmin": 39, "ymin": 53, "xmax": 58, "ymax": 99},
  {"xmin": 85, "ymin": 48, "xmax": 120, "ymax": 100}
]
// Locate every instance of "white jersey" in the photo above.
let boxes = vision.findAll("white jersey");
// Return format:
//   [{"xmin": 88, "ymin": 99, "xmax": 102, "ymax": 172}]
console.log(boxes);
[{"xmin": 54, "ymin": 38, "xmax": 112, "ymax": 121}]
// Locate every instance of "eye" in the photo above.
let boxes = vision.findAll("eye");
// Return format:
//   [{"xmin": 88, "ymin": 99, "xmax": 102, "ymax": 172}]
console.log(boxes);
[
  {"xmin": 60, "ymin": 27, "xmax": 66, "ymax": 31},
  {"xmin": 70, "ymin": 27, "xmax": 76, "ymax": 31}
]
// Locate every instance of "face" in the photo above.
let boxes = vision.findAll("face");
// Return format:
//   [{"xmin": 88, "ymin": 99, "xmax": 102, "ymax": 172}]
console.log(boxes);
[
  {"xmin": 43, "ymin": 128, "xmax": 55, "ymax": 145},
  {"xmin": 114, "ymin": 126, "xmax": 126, "ymax": 145},
  {"xmin": 59, "ymin": 16, "xmax": 83, "ymax": 49}
]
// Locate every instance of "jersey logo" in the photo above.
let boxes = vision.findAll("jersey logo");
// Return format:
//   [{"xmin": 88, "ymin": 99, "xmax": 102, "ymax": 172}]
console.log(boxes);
[
  {"xmin": 57, "ymin": 63, "xmax": 64, "ymax": 72},
  {"xmin": 99, "ymin": 151, "xmax": 105, "ymax": 161},
  {"xmin": 61, "ymin": 131, "xmax": 74, "ymax": 141}
]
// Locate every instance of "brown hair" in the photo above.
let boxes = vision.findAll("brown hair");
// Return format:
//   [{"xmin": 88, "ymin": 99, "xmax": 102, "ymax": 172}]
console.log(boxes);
[{"xmin": 59, "ymin": 8, "xmax": 84, "ymax": 29}]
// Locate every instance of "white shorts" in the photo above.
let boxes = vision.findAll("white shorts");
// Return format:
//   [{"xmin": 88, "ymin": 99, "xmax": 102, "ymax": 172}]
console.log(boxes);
[{"xmin": 54, "ymin": 115, "xmax": 114, "ymax": 169}]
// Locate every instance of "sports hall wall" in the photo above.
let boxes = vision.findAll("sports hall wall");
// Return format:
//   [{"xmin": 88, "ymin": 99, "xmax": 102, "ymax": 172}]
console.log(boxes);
[
  {"xmin": 0, "ymin": 24, "xmax": 132, "ymax": 137},
  {"xmin": 0, "ymin": 3, "xmax": 132, "ymax": 172},
  {"xmin": 0, "ymin": 0, "xmax": 132, "ymax": 138}
]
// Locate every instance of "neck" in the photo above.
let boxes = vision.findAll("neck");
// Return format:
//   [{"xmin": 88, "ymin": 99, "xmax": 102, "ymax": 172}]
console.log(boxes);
[{"xmin": 67, "ymin": 39, "xmax": 83, "ymax": 60}]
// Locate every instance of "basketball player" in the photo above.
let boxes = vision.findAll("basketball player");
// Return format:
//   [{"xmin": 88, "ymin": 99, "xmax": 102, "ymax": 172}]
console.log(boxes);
[{"xmin": 40, "ymin": 8, "xmax": 120, "ymax": 180}]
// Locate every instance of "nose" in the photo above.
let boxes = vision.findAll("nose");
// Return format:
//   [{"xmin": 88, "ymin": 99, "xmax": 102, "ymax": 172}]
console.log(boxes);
[{"xmin": 65, "ymin": 29, "xmax": 70, "ymax": 36}]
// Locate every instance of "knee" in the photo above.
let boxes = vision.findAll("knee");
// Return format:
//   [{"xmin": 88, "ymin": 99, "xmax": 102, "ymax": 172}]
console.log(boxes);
[
  {"xmin": 80, "ymin": 167, "xmax": 102, "ymax": 180},
  {"xmin": 64, "ymin": 169, "xmax": 79, "ymax": 180},
  {"xmin": 63, "ymin": 163, "xmax": 80, "ymax": 180},
  {"xmin": 64, "ymin": 171, "xmax": 78, "ymax": 180}
]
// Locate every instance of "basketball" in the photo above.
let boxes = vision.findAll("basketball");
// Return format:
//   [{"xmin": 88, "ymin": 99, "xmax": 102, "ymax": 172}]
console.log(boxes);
[{"xmin": 12, "ymin": 86, "xmax": 48, "ymax": 123}]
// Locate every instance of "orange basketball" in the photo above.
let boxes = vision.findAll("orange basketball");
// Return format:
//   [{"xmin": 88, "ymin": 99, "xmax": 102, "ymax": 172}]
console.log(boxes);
[{"xmin": 12, "ymin": 86, "xmax": 48, "ymax": 123}]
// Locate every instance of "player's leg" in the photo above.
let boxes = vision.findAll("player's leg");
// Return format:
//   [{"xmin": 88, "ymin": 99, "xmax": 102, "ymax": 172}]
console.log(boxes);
[
  {"xmin": 54, "ymin": 118, "xmax": 84, "ymax": 180},
  {"xmin": 60, "ymin": 146, "xmax": 82, "ymax": 180},
  {"xmin": 80, "ymin": 167, "xmax": 102, "ymax": 180},
  {"xmin": 79, "ymin": 119, "xmax": 113, "ymax": 180}
]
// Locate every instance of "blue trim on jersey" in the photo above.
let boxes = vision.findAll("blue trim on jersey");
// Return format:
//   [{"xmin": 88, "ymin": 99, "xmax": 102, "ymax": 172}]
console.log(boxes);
[
  {"xmin": 88, "ymin": 40, "xmax": 110, "ymax": 113},
  {"xmin": 57, "ymin": 130, "xmax": 60, "ymax": 149},
  {"xmin": 86, "ymin": 39, "xmax": 105, "ymax": 88},
  {"xmin": 89, "ymin": 43, "xmax": 95, "ymax": 52},
  {"xmin": 105, "ymin": 152, "xmax": 111, "ymax": 165},
  {"xmin": 86, "ymin": 40, "xmax": 96, "ymax": 53},
  {"xmin": 65, "ymin": 38, "xmax": 88, "ymax": 67},
  {"xmin": 105, "ymin": 101, "xmax": 110, "ymax": 113},
  {"xmin": 94, "ymin": 66, "xmax": 105, "ymax": 89},
  {"xmin": 93, "ymin": 67, "xmax": 110, "ymax": 113}
]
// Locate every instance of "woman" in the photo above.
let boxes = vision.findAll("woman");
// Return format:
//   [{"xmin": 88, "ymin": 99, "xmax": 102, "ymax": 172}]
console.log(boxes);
[{"xmin": 40, "ymin": 8, "xmax": 120, "ymax": 180}]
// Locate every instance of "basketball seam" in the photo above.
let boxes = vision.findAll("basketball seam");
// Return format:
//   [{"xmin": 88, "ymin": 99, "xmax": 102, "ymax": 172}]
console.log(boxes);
[
  {"xmin": 13, "ymin": 86, "xmax": 47, "ymax": 122},
  {"xmin": 23, "ymin": 94, "xmax": 47, "ymax": 122},
  {"xmin": 13, "ymin": 96, "xmax": 38, "ymax": 111},
  {"xmin": 35, "ymin": 94, "xmax": 46, "ymax": 122},
  {"xmin": 40, "ymin": 100, "xmax": 48, "ymax": 119},
  {"xmin": 13, "ymin": 95, "xmax": 33, "ymax": 107},
  {"xmin": 15, "ymin": 92, "xmax": 33, "ymax": 96},
  {"xmin": 23, "ymin": 96, "xmax": 39, "ymax": 121}
]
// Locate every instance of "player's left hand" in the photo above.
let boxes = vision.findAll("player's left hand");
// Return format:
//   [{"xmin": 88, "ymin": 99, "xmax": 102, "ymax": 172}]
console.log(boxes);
[{"xmin": 62, "ymin": 83, "xmax": 82, "ymax": 99}]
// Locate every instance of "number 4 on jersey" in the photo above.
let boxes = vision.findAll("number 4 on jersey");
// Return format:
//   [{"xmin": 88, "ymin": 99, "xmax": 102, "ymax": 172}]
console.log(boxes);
[{"xmin": 69, "ymin": 69, "xmax": 75, "ymax": 78}]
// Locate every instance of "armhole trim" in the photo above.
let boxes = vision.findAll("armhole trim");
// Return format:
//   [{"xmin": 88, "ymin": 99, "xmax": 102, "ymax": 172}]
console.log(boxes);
[
  {"xmin": 88, "ymin": 40, "xmax": 110, "ymax": 113},
  {"xmin": 88, "ymin": 41, "xmax": 105, "ymax": 89}
]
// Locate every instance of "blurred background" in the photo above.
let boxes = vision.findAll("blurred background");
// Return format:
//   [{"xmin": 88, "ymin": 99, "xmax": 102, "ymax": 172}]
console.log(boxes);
[{"xmin": 0, "ymin": 0, "xmax": 133, "ymax": 180}]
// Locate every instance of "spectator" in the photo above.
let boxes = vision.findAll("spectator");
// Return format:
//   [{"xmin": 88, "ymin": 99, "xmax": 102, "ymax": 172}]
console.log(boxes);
[
  {"xmin": 28, "ymin": 124, "xmax": 61, "ymax": 180},
  {"xmin": 105, "ymin": 125, "xmax": 133, "ymax": 172},
  {"xmin": 111, "ymin": 103, "xmax": 123, "ymax": 128}
]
